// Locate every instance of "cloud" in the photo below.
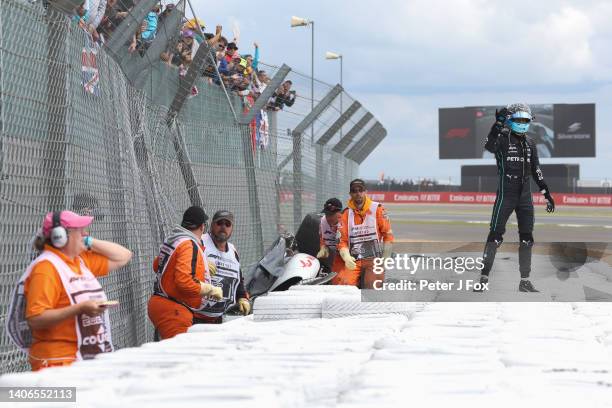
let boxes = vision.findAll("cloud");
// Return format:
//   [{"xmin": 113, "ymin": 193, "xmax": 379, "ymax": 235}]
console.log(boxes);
[
  {"xmin": 191, "ymin": 0, "xmax": 612, "ymax": 181},
  {"xmin": 343, "ymin": 1, "xmax": 604, "ymax": 87}
]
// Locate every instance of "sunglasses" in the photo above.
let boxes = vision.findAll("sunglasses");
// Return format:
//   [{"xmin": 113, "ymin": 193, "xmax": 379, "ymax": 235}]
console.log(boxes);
[{"xmin": 215, "ymin": 220, "xmax": 232, "ymax": 227}]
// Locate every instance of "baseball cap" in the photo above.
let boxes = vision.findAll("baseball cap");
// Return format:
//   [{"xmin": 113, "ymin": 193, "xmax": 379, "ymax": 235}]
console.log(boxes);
[
  {"xmin": 349, "ymin": 178, "xmax": 366, "ymax": 191},
  {"xmin": 42, "ymin": 210, "xmax": 93, "ymax": 237},
  {"xmin": 181, "ymin": 206, "xmax": 208, "ymax": 229},
  {"xmin": 322, "ymin": 198, "xmax": 343, "ymax": 215},
  {"xmin": 182, "ymin": 29, "xmax": 194, "ymax": 38},
  {"xmin": 212, "ymin": 210, "xmax": 234, "ymax": 224}
]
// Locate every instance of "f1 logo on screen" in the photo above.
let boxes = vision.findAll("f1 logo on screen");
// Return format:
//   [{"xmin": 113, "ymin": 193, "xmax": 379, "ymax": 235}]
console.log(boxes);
[{"xmin": 438, "ymin": 104, "xmax": 596, "ymax": 159}]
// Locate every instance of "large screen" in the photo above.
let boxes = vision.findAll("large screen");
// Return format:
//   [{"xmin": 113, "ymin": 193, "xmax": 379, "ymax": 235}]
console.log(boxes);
[{"xmin": 439, "ymin": 103, "xmax": 596, "ymax": 159}]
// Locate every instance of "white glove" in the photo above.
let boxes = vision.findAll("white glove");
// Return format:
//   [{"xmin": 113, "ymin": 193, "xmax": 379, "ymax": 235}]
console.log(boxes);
[
  {"xmin": 382, "ymin": 242, "xmax": 393, "ymax": 259},
  {"xmin": 316, "ymin": 246, "xmax": 329, "ymax": 259},
  {"xmin": 339, "ymin": 247, "xmax": 357, "ymax": 270},
  {"xmin": 238, "ymin": 298, "xmax": 251, "ymax": 315},
  {"xmin": 207, "ymin": 260, "xmax": 217, "ymax": 276},
  {"xmin": 200, "ymin": 282, "xmax": 223, "ymax": 300}
]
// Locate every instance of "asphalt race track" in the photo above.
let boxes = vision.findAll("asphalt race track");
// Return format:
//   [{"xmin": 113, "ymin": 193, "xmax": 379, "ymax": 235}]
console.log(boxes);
[{"xmin": 388, "ymin": 203, "xmax": 612, "ymax": 245}]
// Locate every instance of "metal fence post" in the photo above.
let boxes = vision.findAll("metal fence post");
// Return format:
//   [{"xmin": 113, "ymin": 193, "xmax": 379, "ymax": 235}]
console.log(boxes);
[
  {"xmin": 352, "ymin": 127, "xmax": 387, "ymax": 164},
  {"xmin": 344, "ymin": 122, "xmax": 384, "ymax": 161},
  {"xmin": 290, "ymin": 84, "xmax": 342, "ymax": 229},
  {"xmin": 315, "ymin": 100, "xmax": 360, "ymax": 205},
  {"xmin": 239, "ymin": 64, "xmax": 291, "ymax": 125},
  {"xmin": 332, "ymin": 112, "xmax": 373, "ymax": 154}
]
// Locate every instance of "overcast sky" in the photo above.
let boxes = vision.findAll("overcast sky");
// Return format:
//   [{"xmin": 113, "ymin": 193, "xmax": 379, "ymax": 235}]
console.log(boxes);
[{"xmin": 192, "ymin": 0, "xmax": 612, "ymax": 183}]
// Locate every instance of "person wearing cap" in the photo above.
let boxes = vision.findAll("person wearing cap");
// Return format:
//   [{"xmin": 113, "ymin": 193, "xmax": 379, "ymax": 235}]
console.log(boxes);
[
  {"xmin": 224, "ymin": 42, "xmax": 239, "ymax": 63},
  {"xmin": 7, "ymin": 210, "xmax": 132, "ymax": 371},
  {"xmin": 158, "ymin": 3, "xmax": 175, "ymax": 25},
  {"xmin": 316, "ymin": 198, "xmax": 345, "ymax": 275},
  {"xmin": 195, "ymin": 211, "xmax": 250, "ymax": 323},
  {"xmin": 147, "ymin": 206, "xmax": 223, "ymax": 340},
  {"xmin": 333, "ymin": 179, "xmax": 394, "ymax": 288}
]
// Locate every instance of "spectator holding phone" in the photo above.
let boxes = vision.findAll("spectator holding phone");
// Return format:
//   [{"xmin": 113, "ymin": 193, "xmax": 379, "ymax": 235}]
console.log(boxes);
[
  {"xmin": 6, "ymin": 210, "xmax": 132, "ymax": 371},
  {"xmin": 267, "ymin": 80, "xmax": 296, "ymax": 111}
]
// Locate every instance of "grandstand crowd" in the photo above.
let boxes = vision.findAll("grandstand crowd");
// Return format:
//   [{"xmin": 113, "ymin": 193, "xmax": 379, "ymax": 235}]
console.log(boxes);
[{"xmin": 72, "ymin": 0, "xmax": 296, "ymax": 111}]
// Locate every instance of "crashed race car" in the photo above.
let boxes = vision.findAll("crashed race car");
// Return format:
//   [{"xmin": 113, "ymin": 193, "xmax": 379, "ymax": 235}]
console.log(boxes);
[{"xmin": 246, "ymin": 213, "xmax": 336, "ymax": 299}]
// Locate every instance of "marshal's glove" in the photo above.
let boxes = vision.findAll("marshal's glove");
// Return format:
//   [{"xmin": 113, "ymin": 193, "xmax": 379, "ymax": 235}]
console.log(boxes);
[
  {"xmin": 339, "ymin": 247, "xmax": 357, "ymax": 270},
  {"xmin": 544, "ymin": 192, "xmax": 555, "ymax": 213},
  {"xmin": 200, "ymin": 282, "xmax": 223, "ymax": 300},
  {"xmin": 316, "ymin": 246, "xmax": 329, "ymax": 259},
  {"xmin": 382, "ymin": 242, "xmax": 393, "ymax": 259},
  {"xmin": 238, "ymin": 298, "xmax": 251, "ymax": 315},
  {"xmin": 207, "ymin": 260, "xmax": 217, "ymax": 276}
]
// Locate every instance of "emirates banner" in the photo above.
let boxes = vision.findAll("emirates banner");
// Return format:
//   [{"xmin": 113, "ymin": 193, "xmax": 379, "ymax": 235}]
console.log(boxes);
[{"xmin": 368, "ymin": 191, "xmax": 612, "ymax": 207}]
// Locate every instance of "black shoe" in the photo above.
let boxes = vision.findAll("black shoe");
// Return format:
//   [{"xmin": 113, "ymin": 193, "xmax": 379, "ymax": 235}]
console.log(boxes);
[
  {"xmin": 519, "ymin": 280, "xmax": 539, "ymax": 292},
  {"xmin": 473, "ymin": 276, "xmax": 488, "ymax": 292}
]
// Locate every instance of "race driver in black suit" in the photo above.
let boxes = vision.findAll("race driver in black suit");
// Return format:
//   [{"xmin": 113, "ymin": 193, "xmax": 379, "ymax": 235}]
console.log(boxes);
[{"xmin": 476, "ymin": 103, "xmax": 555, "ymax": 293}]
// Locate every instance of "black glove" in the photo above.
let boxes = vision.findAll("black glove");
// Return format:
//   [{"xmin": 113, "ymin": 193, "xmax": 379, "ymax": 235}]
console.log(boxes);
[
  {"xmin": 494, "ymin": 107, "xmax": 509, "ymax": 128},
  {"xmin": 544, "ymin": 192, "xmax": 555, "ymax": 213}
]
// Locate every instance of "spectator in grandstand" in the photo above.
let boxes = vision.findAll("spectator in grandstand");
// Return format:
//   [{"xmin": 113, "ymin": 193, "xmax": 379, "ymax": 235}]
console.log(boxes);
[
  {"xmin": 7, "ymin": 211, "xmax": 132, "ymax": 371},
  {"xmin": 157, "ymin": 2, "xmax": 175, "ymax": 25},
  {"xmin": 147, "ymin": 206, "xmax": 222, "ymax": 340},
  {"xmin": 183, "ymin": 17, "xmax": 206, "ymax": 43},
  {"xmin": 128, "ymin": 3, "xmax": 160, "ymax": 54},
  {"xmin": 72, "ymin": 0, "xmax": 106, "ymax": 41},
  {"xmin": 243, "ymin": 42, "xmax": 260, "ymax": 71},
  {"xmin": 215, "ymin": 37, "xmax": 230, "ymax": 78},
  {"xmin": 160, "ymin": 29, "xmax": 194, "ymax": 66},
  {"xmin": 267, "ymin": 80, "xmax": 296, "ymax": 111},
  {"xmin": 223, "ymin": 55, "xmax": 249, "ymax": 92},
  {"xmin": 224, "ymin": 42, "xmax": 239, "ymax": 63},
  {"xmin": 201, "ymin": 32, "xmax": 223, "ymax": 83},
  {"xmin": 215, "ymin": 36, "xmax": 228, "ymax": 56},
  {"xmin": 97, "ymin": 0, "xmax": 132, "ymax": 41},
  {"xmin": 195, "ymin": 211, "xmax": 250, "ymax": 323},
  {"xmin": 333, "ymin": 179, "xmax": 394, "ymax": 288},
  {"xmin": 251, "ymin": 70, "xmax": 270, "ymax": 97}
]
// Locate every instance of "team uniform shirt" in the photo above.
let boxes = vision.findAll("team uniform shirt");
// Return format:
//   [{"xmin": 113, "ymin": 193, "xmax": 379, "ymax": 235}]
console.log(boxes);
[{"xmin": 198, "ymin": 233, "xmax": 246, "ymax": 318}]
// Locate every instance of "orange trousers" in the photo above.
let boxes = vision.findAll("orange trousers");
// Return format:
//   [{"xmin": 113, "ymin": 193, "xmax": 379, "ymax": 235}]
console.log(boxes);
[
  {"xmin": 30, "ymin": 358, "xmax": 73, "ymax": 372},
  {"xmin": 147, "ymin": 295, "xmax": 193, "ymax": 340},
  {"xmin": 329, "ymin": 254, "xmax": 345, "ymax": 274},
  {"xmin": 331, "ymin": 258, "xmax": 384, "ymax": 289}
]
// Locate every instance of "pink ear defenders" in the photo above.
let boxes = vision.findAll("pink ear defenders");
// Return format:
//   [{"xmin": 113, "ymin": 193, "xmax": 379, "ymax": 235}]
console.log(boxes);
[{"xmin": 50, "ymin": 211, "xmax": 68, "ymax": 248}]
